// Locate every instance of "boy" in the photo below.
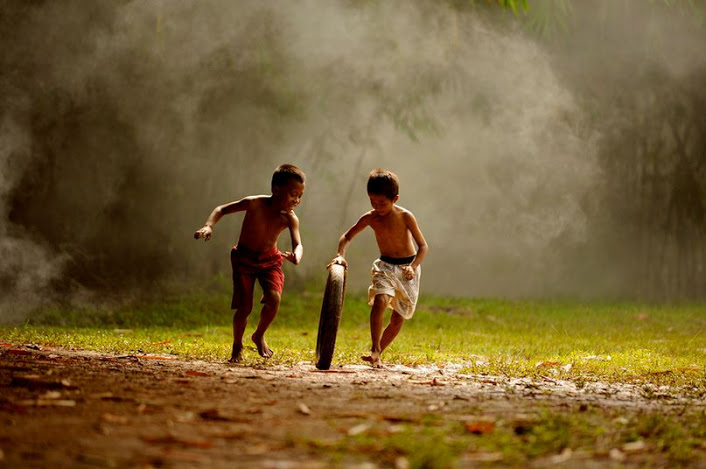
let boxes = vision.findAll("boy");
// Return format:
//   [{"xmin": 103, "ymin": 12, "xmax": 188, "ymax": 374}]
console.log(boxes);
[
  {"xmin": 330, "ymin": 169, "xmax": 428, "ymax": 368},
  {"xmin": 194, "ymin": 164, "xmax": 305, "ymax": 363}
]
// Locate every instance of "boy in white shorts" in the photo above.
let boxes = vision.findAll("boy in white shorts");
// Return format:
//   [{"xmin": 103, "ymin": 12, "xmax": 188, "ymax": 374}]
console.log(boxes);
[{"xmin": 330, "ymin": 169, "xmax": 429, "ymax": 368}]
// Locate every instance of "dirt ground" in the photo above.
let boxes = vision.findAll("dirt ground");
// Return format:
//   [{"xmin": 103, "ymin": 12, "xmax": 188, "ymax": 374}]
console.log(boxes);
[{"xmin": 1, "ymin": 344, "xmax": 704, "ymax": 468}]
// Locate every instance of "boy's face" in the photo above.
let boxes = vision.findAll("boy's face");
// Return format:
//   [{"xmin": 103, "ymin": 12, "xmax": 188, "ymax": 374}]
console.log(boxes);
[
  {"xmin": 273, "ymin": 180, "xmax": 305, "ymax": 211},
  {"xmin": 368, "ymin": 193, "xmax": 398, "ymax": 216}
]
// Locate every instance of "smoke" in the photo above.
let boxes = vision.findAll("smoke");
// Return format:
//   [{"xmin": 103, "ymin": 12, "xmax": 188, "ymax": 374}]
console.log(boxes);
[{"xmin": 1, "ymin": 1, "xmax": 704, "ymax": 321}]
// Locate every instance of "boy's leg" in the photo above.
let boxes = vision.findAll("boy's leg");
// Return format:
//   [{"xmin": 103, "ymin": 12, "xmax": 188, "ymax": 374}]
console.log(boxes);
[
  {"xmin": 380, "ymin": 310, "xmax": 405, "ymax": 353},
  {"xmin": 251, "ymin": 288, "xmax": 281, "ymax": 358},
  {"xmin": 364, "ymin": 293, "xmax": 391, "ymax": 367},
  {"xmin": 231, "ymin": 303, "xmax": 253, "ymax": 362},
  {"xmin": 230, "ymin": 268, "xmax": 256, "ymax": 363}
]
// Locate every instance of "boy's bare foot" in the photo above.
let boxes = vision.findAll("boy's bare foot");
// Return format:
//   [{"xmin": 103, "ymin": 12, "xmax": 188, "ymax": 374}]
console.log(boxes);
[
  {"xmin": 361, "ymin": 354, "xmax": 383, "ymax": 368},
  {"xmin": 251, "ymin": 332, "xmax": 273, "ymax": 358},
  {"xmin": 229, "ymin": 344, "xmax": 243, "ymax": 363}
]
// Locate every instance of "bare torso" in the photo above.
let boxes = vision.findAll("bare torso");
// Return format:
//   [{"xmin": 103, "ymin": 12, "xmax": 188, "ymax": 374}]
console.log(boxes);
[
  {"xmin": 238, "ymin": 197, "xmax": 293, "ymax": 252},
  {"xmin": 368, "ymin": 206, "xmax": 417, "ymax": 258}
]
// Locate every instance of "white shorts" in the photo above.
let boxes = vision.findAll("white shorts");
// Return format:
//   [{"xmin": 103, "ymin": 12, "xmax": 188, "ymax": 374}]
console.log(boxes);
[{"xmin": 367, "ymin": 258, "xmax": 421, "ymax": 319}]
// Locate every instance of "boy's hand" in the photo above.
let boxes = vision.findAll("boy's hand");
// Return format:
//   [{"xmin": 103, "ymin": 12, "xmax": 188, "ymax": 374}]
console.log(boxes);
[
  {"xmin": 281, "ymin": 251, "xmax": 299, "ymax": 265},
  {"xmin": 402, "ymin": 265, "xmax": 415, "ymax": 280},
  {"xmin": 194, "ymin": 226, "xmax": 213, "ymax": 241},
  {"xmin": 327, "ymin": 255, "xmax": 347, "ymax": 269}
]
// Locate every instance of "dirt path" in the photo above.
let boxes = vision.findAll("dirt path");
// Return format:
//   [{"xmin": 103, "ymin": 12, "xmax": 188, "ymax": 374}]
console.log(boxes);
[{"xmin": 1, "ymin": 344, "xmax": 704, "ymax": 468}]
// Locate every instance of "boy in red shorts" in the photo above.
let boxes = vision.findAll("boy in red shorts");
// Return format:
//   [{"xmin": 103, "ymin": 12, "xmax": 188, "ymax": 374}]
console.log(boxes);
[{"xmin": 195, "ymin": 164, "xmax": 305, "ymax": 362}]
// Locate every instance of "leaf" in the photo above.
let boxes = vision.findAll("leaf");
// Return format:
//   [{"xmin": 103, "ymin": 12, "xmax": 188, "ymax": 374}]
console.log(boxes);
[
  {"xmin": 18, "ymin": 399, "xmax": 76, "ymax": 407},
  {"xmin": 198, "ymin": 408, "xmax": 250, "ymax": 422},
  {"xmin": 11, "ymin": 375, "xmax": 77, "ymax": 390},
  {"xmin": 298, "ymin": 403, "xmax": 311, "ymax": 415},
  {"xmin": 465, "ymin": 420, "xmax": 496, "ymax": 434},
  {"xmin": 133, "ymin": 354, "xmax": 177, "ymax": 360},
  {"xmin": 622, "ymin": 440, "xmax": 647, "ymax": 453},
  {"xmin": 347, "ymin": 423, "xmax": 372, "ymax": 436},
  {"xmin": 102, "ymin": 413, "xmax": 129, "ymax": 424},
  {"xmin": 142, "ymin": 435, "xmax": 213, "ymax": 449},
  {"xmin": 535, "ymin": 361, "xmax": 562, "ymax": 368}
]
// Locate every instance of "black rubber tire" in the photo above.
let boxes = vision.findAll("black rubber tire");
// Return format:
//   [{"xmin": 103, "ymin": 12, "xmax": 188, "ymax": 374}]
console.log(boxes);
[{"xmin": 315, "ymin": 264, "xmax": 347, "ymax": 370}]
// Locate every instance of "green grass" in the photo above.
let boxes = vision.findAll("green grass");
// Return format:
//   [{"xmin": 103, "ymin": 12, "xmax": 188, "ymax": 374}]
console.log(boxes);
[
  {"xmin": 296, "ymin": 405, "xmax": 706, "ymax": 468},
  {"xmin": 3, "ymin": 279, "xmax": 706, "ymax": 467},
  {"xmin": 2, "ymin": 278, "xmax": 705, "ymax": 389}
]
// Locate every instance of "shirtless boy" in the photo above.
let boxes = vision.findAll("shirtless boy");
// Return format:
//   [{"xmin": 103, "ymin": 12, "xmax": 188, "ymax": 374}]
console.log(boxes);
[
  {"xmin": 194, "ymin": 164, "xmax": 305, "ymax": 362},
  {"xmin": 330, "ymin": 169, "xmax": 428, "ymax": 368}
]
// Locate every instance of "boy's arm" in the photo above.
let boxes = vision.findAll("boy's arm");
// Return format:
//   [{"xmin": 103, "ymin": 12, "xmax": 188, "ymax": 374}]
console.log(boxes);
[
  {"xmin": 194, "ymin": 197, "xmax": 254, "ymax": 241},
  {"xmin": 330, "ymin": 213, "xmax": 371, "ymax": 267},
  {"xmin": 282, "ymin": 212, "xmax": 303, "ymax": 265},
  {"xmin": 404, "ymin": 212, "xmax": 428, "ymax": 270}
]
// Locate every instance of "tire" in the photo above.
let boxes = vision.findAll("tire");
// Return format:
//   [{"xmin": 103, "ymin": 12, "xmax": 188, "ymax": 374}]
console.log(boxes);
[{"xmin": 315, "ymin": 264, "xmax": 347, "ymax": 370}]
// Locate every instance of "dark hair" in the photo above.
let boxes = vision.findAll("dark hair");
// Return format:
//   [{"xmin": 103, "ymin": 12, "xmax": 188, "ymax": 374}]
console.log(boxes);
[
  {"xmin": 272, "ymin": 164, "xmax": 306, "ymax": 187},
  {"xmin": 367, "ymin": 168, "xmax": 399, "ymax": 200}
]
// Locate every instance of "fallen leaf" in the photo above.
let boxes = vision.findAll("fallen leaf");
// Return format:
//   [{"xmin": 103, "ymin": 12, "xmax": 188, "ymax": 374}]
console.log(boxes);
[
  {"xmin": 18, "ymin": 399, "xmax": 76, "ymax": 407},
  {"xmin": 1, "ymin": 404, "xmax": 28, "ymax": 414},
  {"xmin": 347, "ymin": 423, "xmax": 371, "ymax": 436},
  {"xmin": 379, "ymin": 415, "xmax": 418, "ymax": 423},
  {"xmin": 1, "ymin": 342, "xmax": 12, "ymax": 347},
  {"xmin": 549, "ymin": 448, "xmax": 572, "ymax": 464},
  {"xmin": 153, "ymin": 340, "xmax": 172, "ymax": 345},
  {"xmin": 133, "ymin": 354, "xmax": 177, "ymax": 360},
  {"xmin": 185, "ymin": 370, "xmax": 209, "ymax": 377},
  {"xmin": 142, "ymin": 435, "xmax": 213, "ymax": 449},
  {"xmin": 622, "ymin": 440, "xmax": 646, "ymax": 453},
  {"xmin": 102, "ymin": 413, "xmax": 129, "ymax": 424},
  {"xmin": 461, "ymin": 452, "xmax": 503, "ymax": 463},
  {"xmin": 535, "ymin": 361, "xmax": 562, "ymax": 368},
  {"xmin": 465, "ymin": 420, "xmax": 495, "ymax": 434},
  {"xmin": 11, "ymin": 375, "xmax": 77, "ymax": 390},
  {"xmin": 298, "ymin": 403, "xmax": 311, "ymax": 415},
  {"xmin": 39, "ymin": 391, "xmax": 63, "ymax": 400},
  {"xmin": 7, "ymin": 349, "xmax": 32, "ymax": 356},
  {"xmin": 609, "ymin": 448, "xmax": 625, "ymax": 461},
  {"xmin": 412, "ymin": 378, "xmax": 446, "ymax": 386},
  {"xmin": 199, "ymin": 408, "xmax": 250, "ymax": 422}
]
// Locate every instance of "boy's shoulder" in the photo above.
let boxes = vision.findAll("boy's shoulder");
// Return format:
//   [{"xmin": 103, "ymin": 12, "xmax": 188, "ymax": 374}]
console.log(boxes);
[
  {"xmin": 244, "ymin": 194, "xmax": 272, "ymax": 208},
  {"xmin": 394, "ymin": 204, "xmax": 416, "ymax": 218}
]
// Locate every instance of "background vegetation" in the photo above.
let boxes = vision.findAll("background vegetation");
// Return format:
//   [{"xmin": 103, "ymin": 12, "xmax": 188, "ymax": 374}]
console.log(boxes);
[{"xmin": 1, "ymin": 0, "xmax": 705, "ymax": 324}]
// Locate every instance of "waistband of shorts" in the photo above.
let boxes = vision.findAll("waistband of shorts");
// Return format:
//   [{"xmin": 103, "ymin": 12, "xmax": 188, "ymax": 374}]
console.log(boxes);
[
  {"xmin": 379, "ymin": 254, "xmax": 416, "ymax": 265},
  {"xmin": 233, "ymin": 244, "xmax": 281, "ymax": 261}
]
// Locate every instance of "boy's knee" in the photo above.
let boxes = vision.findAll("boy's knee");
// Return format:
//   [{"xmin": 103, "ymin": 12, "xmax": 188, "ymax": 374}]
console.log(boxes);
[
  {"xmin": 263, "ymin": 290, "xmax": 281, "ymax": 308},
  {"xmin": 373, "ymin": 294, "xmax": 392, "ymax": 310},
  {"xmin": 233, "ymin": 304, "xmax": 253, "ymax": 317}
]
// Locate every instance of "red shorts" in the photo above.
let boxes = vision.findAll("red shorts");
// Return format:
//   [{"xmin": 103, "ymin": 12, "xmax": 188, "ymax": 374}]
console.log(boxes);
[{"xmin": 230, "ymin": 245, "xmax": 284, "ymax": 310}]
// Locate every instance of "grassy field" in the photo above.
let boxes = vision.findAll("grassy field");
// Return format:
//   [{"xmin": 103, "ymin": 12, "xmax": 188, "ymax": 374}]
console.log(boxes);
[
  {"xmin": 2, "ymin": 278, "xmax": 705, "ymax": 390},
  {"xmin": 2, "ymin": 279, "xmax": 706, "ymax": 467}
]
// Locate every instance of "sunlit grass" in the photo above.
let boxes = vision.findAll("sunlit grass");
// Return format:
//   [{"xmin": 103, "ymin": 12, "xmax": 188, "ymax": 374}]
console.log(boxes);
[{"xmin": 1, "ymin": 280, "xmax": 704, "ymax": 389}]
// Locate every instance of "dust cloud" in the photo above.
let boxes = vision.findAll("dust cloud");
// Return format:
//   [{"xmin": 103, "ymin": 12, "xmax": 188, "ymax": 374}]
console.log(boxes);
[{"xmin": 1, "ymin": 1, "xmax": 704, "ymax": 322}]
